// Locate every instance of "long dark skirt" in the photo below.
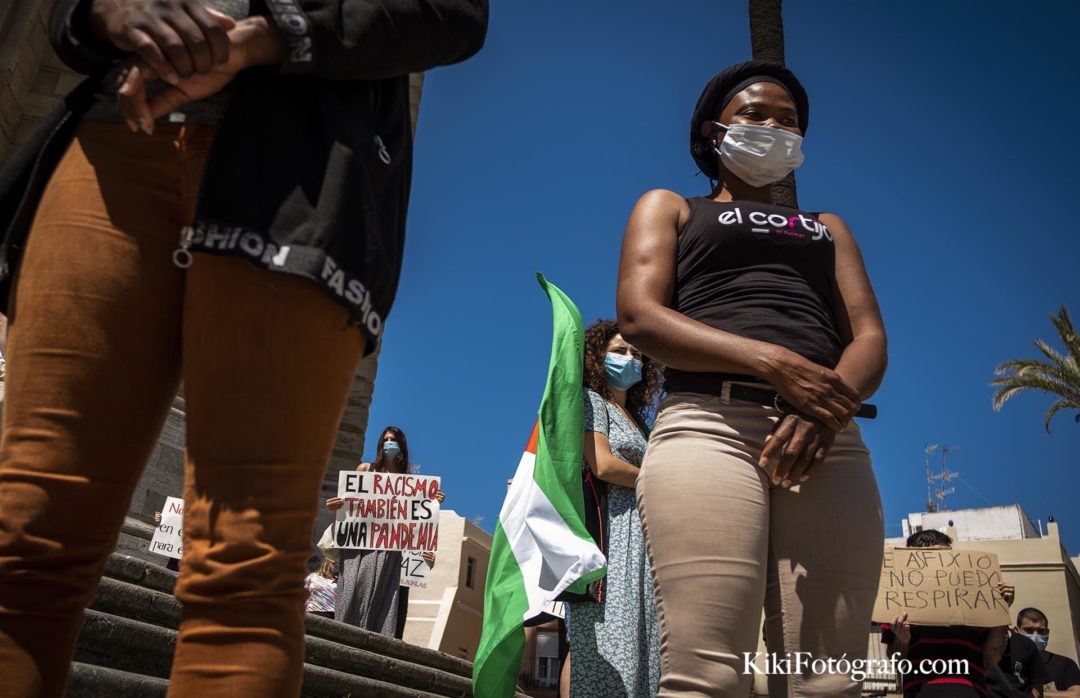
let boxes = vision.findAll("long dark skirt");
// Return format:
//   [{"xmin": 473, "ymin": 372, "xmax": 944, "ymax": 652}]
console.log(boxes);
[{"xmin": 335, "ymin": 549, "xmax": 402, "ymax": 636}]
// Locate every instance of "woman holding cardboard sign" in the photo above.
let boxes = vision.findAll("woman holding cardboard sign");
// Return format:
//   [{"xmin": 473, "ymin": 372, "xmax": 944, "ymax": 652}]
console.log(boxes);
[
  {"xmin": 616, "ymin": 60, "xmax": 887, "ymax": 696},
  {"xmin": 326, "ymin": 426, "xmax": 443, "ymax": 636}
]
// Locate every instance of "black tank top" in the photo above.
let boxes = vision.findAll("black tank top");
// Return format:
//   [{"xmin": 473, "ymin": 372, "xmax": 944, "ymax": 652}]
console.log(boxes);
[{"xmin": 666, "ymin": 197, "xmax": 844, "ymax": 390}]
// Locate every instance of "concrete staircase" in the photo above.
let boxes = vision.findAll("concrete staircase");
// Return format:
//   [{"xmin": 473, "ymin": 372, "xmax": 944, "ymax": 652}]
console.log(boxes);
[
  {"xmin": 69, "ymin": 552, "xmax": 479, "ymax": 697},
  {"xmin": 68, "ymin": 519, "xmax": 528, "ymax": 697}
]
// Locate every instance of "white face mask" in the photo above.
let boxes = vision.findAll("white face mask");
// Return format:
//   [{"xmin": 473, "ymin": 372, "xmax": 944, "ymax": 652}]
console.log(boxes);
[{"xmin": 712, "ymin": 122, "xmax": 805, "ymax": 188}]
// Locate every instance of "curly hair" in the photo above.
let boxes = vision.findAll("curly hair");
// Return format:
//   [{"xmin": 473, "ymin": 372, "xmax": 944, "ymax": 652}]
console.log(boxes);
[
  {"xmin": 583, "ymin": 319, "xmax": 664, "ymax": 429},
  {"xmin": 373, "ymin": 426, "xmax": 410, "ymax": 474}
]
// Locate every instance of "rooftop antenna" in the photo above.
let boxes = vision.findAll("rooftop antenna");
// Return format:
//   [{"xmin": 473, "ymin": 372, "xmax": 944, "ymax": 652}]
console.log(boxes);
[
  {"xmin": 932, "ymin": 444, "xmax": 960, "ymax": 511},
  {"xmin": 924, "ymin": 444, "xmax": 939, "ymax": 512}
]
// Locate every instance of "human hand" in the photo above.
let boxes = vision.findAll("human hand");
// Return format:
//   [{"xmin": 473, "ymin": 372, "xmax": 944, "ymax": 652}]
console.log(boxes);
[
  {"xmin": 759, "ymin": 413, "xmax": 835, "ymax": 486},
  {"xmin": 326, "ymin": 497, "xmax": 344, "ymax": 512},
  {"xmin": 89, "ymin": 0, "xmax": 234, "ymax": 82},
  {"xmin": 422, "ymin": 552, "xmax": 436, "ymax": 568},
  {"xmin": 117, "ymin": 16, "xmax": 283, "ymax": 133},
  {"xmin": 154, "ymin": 511, "xmax": 162, "ymax": 524},
  {"xmin": 435, "ymin": 490, "xmax": 445, "ymax": 503},
  {"xmin": 892, "ymin": 613, "xmax": 912, "ymax": 645},
  {"xmin": 997, "ymin": 581, "xmax": 1015, "ymax": 607},
  {"xmin": 760, "ymin": 346, "xmax": 861, "ymax": 432}
]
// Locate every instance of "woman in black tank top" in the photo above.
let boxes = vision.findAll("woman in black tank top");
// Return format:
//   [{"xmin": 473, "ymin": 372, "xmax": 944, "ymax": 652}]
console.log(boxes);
[{"xmin": 617, "ymin": 61, "xmax": 888, "ymax": 697}]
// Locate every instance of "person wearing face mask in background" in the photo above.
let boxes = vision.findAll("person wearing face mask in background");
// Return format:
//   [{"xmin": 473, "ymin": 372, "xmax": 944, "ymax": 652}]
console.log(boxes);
[
  {"xmin": 616, "ymin": 60, "xmax": 887, "ymax": 696},
  {"xmin": 1001, "ymin": 608, "xmax": 1079, "ymax": 698},
  {"xmin": 987, "ymin": 598, "xmax": 1050, "ymax": 698},
  {"xmin": 325, "ymin": 426, "xmax": 443, "ymax": 636},
  {"xmin": 566, "ymin": 319, "xmax": 663, "ymax": 698}
]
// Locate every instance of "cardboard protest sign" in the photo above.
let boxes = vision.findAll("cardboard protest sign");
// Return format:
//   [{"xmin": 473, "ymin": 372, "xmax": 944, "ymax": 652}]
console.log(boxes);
[
  {"xmin": 333, "ymin": 472, "xmax": 440, "ymax": 552},
  {"xmin": 400, "ymin": 550, "xmax": 430, "ymax": 588},
  {"xmin": 872, "ymin": 547, "xmax": 1011, "ymax": 627},
  {"xmin": 149, "ymin": 496, "xmax": 184, "ymax": 560}
]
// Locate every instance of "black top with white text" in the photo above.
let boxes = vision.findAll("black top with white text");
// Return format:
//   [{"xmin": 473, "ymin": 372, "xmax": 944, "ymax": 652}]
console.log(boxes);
[{"xmin": 667, "ymin": 198, "xmax": 844, "ymax": 390}]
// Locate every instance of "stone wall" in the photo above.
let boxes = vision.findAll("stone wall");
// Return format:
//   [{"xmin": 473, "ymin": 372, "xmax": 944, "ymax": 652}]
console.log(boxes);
[{"xmin": 0, "ymin": 1, "xmax": 78, "ymax": 162}]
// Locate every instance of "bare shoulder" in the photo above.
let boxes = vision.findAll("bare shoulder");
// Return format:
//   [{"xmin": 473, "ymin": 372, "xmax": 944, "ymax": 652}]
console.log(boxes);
[
  {"xmin": 818, "ymin": 212, "xmax": 855, "ymax": 242},
  {"xmin": 635, "ymin": 189, "xmax": 691, "ymax": 215},
  {"xmin": 631, "ymin": 189, "xmax": 693, "ymax": 230}
]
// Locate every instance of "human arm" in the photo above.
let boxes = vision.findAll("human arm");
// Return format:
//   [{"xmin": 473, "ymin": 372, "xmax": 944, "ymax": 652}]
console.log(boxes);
[
  {"xmin": 1045, "ymin": 659, "xmax": 1080, "ymax": 697},
  {"xmin": 117, "ymin": 15, "xmax": 283, "ymax": 132},
  {"xmin": 252, "ymin": 0, "xmax": 488, "ymax": 79},
  {"xmin": 581, "ymin": 390, "xmax": 640, "ymax": 489},
  {"xmin": 1024, "ymin": 648, "xmax": 1049, "ymax": 698},
  {"xmin": 818, "ymin": 213, "xmax": 887, "ymax": 402},
  {"xmin": 49, "ymin": 0, "xmax": 232, "ymax": 78},
  {"xmin": 885, "ymin": 615, "xmax": 911, "ymax": 659},
  {"xmin": 583, "ymin": 431, "xmax": 641, "ymax": 489},
  {"xmin": 758, "ymin": 214, "xmax": 887, "ymax": 483},
  {"xmin": 985, "ymin": 626, "xmax": 1009, "ymax": 668},
  {"xmin": 1046, "ymin": 657, "xmax": 1080, "ymax": 697},
  {"xmin": 326, "ymin": 462, "xmax": 371, "ymax": 511},
  {"xmin": 615, "ymin": 190, "xmax": 861, "ymax": 432}
]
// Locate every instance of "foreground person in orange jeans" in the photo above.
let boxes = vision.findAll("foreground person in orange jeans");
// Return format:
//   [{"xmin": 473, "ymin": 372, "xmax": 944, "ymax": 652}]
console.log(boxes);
[{"xmin": 0, "ymin": 0, "xmax": 487, "ymax": 695}]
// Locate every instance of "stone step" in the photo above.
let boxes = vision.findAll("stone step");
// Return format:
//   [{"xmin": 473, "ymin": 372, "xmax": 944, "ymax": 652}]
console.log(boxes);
[
  {"xmin": 81, "ymin": 553, "xmax": 531, "ymax": 697},
  {"xmin": 99, "ymin": 553, "xmax": 476, "ymax": 681},
  {"xmin": 73, "ymin": 609, "xmax": 460, "ymax": 697},
  {"xmin": 75, "ymin": 610, "xmax": 174, "ymax": 679},
  {"xmin": 68, "ymin": 662, "xmax": 169, "ymax": 698},
  {"xmin": 84, "ymin": 579, "xmax": 473, "ymax": 695}
]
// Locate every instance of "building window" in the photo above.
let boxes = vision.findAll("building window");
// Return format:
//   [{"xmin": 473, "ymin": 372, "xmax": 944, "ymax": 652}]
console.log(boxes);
[
  {"xmin": 466, "ymin": 556, "xmax": 475, "ymax": 588},
  {"xmin": 534, "ymin": 631, "xmax": 559, "ymax": 688}
]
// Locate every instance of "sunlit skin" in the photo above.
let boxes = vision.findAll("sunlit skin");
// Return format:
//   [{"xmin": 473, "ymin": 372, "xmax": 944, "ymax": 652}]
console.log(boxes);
[
  {"xmin": 700, "ymin": 81, "xmax": 803, "ymax": 203},
  {"xmin": 615, "ymin": 79, "xmax": 887, "ymax": 487},
  {"xmin": 583, "ymin": 334, "xmax": 647, "ymax": 490}
]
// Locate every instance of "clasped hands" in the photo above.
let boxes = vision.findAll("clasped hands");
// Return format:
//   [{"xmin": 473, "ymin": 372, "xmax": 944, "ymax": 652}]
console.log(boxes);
[
  {"xmin": 757, "ymin": 348, "xmax": 862, "ymax": 487},
  {"xmin": 88, "ymin": 0, "xmax": 284, "ymax": 133}
]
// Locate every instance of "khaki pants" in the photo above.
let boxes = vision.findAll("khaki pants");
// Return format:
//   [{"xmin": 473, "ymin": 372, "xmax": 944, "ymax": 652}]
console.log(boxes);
[
  {"xmin": 637, "ymin": 392, "xmax": 884, "ymax": 697},
  {"xmin": 0, "ymin": 121, "xmax": 366, "ymax": 697}
]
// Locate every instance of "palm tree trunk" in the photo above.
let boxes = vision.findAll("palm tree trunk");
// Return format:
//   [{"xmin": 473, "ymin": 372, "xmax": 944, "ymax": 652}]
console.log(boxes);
[{"xmin": 748, "ymin": 0, "xmax": 798, "ymax": 209}]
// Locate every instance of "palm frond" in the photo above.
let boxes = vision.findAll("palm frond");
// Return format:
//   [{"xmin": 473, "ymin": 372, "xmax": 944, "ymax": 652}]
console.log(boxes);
[
  {"xmin": 991, "ymin": 373, "xmax": 1080, "ymax": 401},
  {"xmin": 991, "ymin": 373, "xmax": 1080, "ymax": 410},
  {"xmin": 991, "ymin": 363, "xmax": 1080, "ymax": 401},
  {"xmin": 991, "ymin": 305, "xmax": 1080, "ymax": 429},
  {"xmin": 1042, "ymin": 398, "xmax": 1080, "ymax": 434},
  {"xmin": 994, "ymin": 357, "xmax": 1058, "ymax": 377},
  {"xmin": 1031, "ymin": 339, "xmax": 1068, "ymax": 369},
  {"xmin": 1049, "ymin": 305, "xmax": 1080, "ymax": 362}
]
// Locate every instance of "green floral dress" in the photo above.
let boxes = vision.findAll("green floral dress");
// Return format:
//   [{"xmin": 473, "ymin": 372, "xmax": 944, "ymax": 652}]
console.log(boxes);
[{"xmin": 568, "ymin": 389, "xmax": 661, "ymax": 697}]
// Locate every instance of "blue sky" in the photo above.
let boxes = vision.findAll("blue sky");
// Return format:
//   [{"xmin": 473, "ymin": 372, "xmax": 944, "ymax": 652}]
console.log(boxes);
[{"xmin": 364, "ymin": 2, "xmax": 1080, "ymax": 552}]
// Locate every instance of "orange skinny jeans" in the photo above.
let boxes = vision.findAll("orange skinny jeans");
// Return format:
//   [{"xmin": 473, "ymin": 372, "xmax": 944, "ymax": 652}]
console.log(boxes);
[{"xmin": 0, "ymin": 120, "xmax": 366, "ymax": 696}]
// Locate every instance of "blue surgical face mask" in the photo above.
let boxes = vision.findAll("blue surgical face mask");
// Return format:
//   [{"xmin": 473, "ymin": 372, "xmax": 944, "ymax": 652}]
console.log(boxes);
[
  {"xmin": 605, "ymin": 352, "xmax": 643, "ymax": 391},
  {"xmin": 1025, "ymin": 632, "xmax": 1049, "ymax": 650},
  {"xmin": 383, "ymin": 441, "xmax": 401, "ymax": 458}
]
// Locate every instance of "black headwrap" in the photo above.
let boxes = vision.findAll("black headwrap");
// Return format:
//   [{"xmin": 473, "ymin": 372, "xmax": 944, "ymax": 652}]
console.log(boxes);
[{"xmin": 689, "ymin": 60, "xmax": 810, "ymax": 179}]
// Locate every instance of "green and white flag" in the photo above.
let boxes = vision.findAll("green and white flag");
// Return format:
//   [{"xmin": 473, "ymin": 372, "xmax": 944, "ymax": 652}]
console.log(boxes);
[{"xmin": 472, "ymin": 274, "xmax": 607, "ymax": 698}]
